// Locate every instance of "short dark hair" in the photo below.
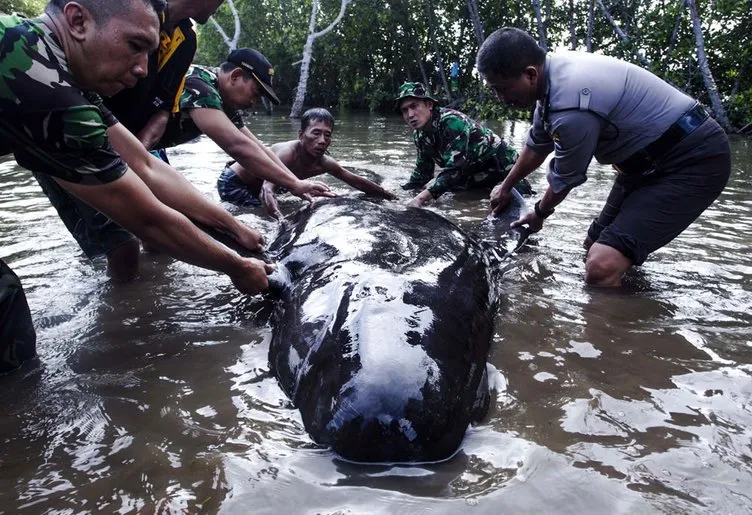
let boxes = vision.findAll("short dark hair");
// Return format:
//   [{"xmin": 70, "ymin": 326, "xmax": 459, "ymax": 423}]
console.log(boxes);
[
  {"xmin": 477, "ymin": 27, "xmax": 547, "ymax": 78},
  {"xmin": 300, "ymin": 108, "xmax": 335, "ymax": 131},
  {"xmin": 46, "ymin": 0, "xmax": 166, "ymax": 23},
  {"xmin": 219, "ymin": 61, "xmax": 253, "ymax": 81}
]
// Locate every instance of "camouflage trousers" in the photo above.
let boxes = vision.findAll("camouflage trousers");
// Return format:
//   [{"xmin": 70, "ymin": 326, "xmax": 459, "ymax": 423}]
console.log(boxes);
[{"xmin": 1, "ymin": 258, "xmax": 37, "ymax": 374}]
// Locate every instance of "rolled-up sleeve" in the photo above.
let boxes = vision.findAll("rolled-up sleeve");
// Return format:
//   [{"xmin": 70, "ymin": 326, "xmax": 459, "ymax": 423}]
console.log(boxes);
[{"xmin": 545, "ymin": 111, "xmax": 602, "ymax": 193}]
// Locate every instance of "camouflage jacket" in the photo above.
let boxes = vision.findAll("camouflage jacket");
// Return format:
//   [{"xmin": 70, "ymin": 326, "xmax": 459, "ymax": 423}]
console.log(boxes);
[
  {"xmin": 158, "ymin": 65, "xmax": 244, "ymax": 148},
  {"xmin": 408, "ymin": 107, "xmax": 508, "ymax": 195},
  {"xmin": 0, "ymin": 15, "xmax": 126, "ymax": 185}
]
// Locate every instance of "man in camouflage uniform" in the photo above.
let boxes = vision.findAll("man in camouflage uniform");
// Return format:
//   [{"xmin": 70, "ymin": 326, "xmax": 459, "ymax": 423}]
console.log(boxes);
[
  {"xmin": 0, "ymin": 0, "xmax": 274, "ymax": 373},
  {"xmin": 395, "ymin": 82, "xmax": 532, "ymax": 208},
  {"xmin": 31, "ymin": 0, "xmax": 227, "ymax": 281},
  {"xmin": 156, "ymin": 47, "xmax": 334, "ymax": 207}
]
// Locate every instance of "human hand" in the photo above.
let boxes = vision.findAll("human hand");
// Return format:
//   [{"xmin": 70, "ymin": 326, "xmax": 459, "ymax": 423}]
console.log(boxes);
[
  {"xmin": 230, "ymin": 257, "xmax": 275, "ymax": 295},
  {"xmin": 406, "ymin": 189, "xmax": 432, "ymax": 208},
  {"xmin": 383, "ymin": 190, "xmax": 398, "ymax": 201},
  {"xmin": 234, "ymin": 223, "xmax": 264, "ymax": 252},
  {"xmin": 405, "ymin": 197, "xmax": 422, "ymax": 208},
  {"xmin": 292, "ymin": 180, "xmax": 337, "ymax": 202},
  {"xmin": 510, "ymin": 211, "xmax": 545, "ymax": 233},
  {"xmin": 489, "ymin": 184, "xmax": 513, "ymax": 216}
]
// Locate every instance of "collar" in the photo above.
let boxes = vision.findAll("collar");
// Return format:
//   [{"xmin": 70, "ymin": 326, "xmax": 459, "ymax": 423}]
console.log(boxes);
[{"xmin": 418, "ymin": 107, "xmax": 442, "ymax": 134}]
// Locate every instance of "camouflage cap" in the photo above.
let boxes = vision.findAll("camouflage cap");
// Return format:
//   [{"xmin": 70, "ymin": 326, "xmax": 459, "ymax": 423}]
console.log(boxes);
[{"xmin": 394, "ymin": 82, "xmax": 438, "ymax": 113}]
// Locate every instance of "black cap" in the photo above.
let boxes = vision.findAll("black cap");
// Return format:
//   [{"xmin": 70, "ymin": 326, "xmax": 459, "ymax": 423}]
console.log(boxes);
[{"xmin": 226, "ymin": 48, "xmax": 280, "ymax": 106}]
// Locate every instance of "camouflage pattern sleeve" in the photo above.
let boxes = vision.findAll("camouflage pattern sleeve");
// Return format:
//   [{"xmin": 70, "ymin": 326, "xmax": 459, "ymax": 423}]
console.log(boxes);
[
  {"xmin": 438, "ymin": 113, "xmax": 473, "ymax": 171},
  {"xmin": 180, "ymin": 66, "xmax": 224, "ymax": 111},
  {"xmin": 0, "ymin": 15, "xmax": 127, "ymax": 185},
  {"xmin": 498, "ymin": 143, "xmax": 519, "ymax": 175},
  {"xmin": 85, "ymin": 91, "xmax": 119, "ymax": 127},
  {"xmin": 425, "ymin": 113, "xmax": 473, "ymax": 196}
]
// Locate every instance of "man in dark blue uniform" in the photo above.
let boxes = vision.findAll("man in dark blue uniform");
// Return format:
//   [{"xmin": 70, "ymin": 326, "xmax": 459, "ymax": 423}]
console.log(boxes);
[{"xmin": 477, "ymin": 27, "xmax": 730, "ymax": 287}]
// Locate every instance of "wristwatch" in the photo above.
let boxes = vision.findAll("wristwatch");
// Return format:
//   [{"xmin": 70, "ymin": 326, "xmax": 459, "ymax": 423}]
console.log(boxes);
[{"xmin": 534, "ymin": 199, "xmax": 555, "ymax": 219}]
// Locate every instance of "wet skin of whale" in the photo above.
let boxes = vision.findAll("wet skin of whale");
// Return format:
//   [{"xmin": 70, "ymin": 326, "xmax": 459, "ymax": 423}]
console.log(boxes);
[{"xmin": 265, "ymin": 196, "xmax": 528, "ymax": 463}]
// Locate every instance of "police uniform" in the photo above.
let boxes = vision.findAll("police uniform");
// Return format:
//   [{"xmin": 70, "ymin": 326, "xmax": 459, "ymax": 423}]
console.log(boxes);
[
  {"xmin": 0, "ymin": 14, "xmax": 132, "ymax": 370},
  {"xmin": 529, "ymin": 51, "xmax": 730, "ymax": 264}
]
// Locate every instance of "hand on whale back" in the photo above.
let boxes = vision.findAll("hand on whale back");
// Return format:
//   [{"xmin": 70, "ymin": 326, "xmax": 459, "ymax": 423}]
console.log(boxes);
[{"xmin": 263, "ymin": 196, "xmax": 529, "ymax": 463}]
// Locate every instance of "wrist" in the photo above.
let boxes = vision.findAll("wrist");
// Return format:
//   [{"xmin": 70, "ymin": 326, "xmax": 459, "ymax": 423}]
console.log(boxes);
[
  {"xmin": 218, "ymin": 251, "xmax": 247, "ymax": 276},
  {"xmin": 534, "ymin": 199, "xmax": 555, "ymax": 219},
  {"xmin": 289, "ymin": 179, "xmax": 305, "ymax": 194}
]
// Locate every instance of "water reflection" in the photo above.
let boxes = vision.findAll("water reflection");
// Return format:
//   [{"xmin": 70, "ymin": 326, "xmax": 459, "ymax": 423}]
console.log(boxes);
[{"xmin": 0, "ymin": 114, "xmax": 750, "ymax": 513}]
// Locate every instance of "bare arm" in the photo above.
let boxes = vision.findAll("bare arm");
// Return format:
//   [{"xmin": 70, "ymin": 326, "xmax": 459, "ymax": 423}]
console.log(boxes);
[
  {"xmin": 259, "ymin": 180, "xmax": 283, "ymax": 220},
  {"xmin": 406, "ymin": 189, "xmax": 434, "ymax": 208},
  {"xmin": 326, "ymin": 157, "xmax": 396, "ymax": 199},
  {"xmin": 107, "ymin": 122, "xmax": 264, "ymax": 252},
  {"xmin": 57, "ymin": 170, "xmax": 271, "ymax": 294},
  {"xmin": 135, "ymin": 110, "xmax": 170, "ymax": 150},
  {"xmin": 188, "ymin": 108, "xmax": 333, "ymax": 201}
]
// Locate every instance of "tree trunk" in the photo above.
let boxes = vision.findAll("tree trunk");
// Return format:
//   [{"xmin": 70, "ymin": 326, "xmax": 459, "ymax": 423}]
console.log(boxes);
[
  {"xmin": 596, "ymin": 0, "xmax": 651, "ymax": 68},
  {"xmin": 569, "ymin": 0, "xmax": 577, "ymax": 50},
  {"xmin": 532, "ymin": 0, "xmax": 548, "ymax": 51},
  {"xmin": 586, "ymin": 0, "xmax": 594, "ymax": 52},
  {"xmin": 290, "ymin": 0, "xmax": 351, "ymax": 118},
  {"xmin": 667, "ymin": 0, "xmax": 686, "ymax": 59},
  {"xmin": 426, "ymin": 0, "xmax": 452, "ymax": 100},
  {"xmin": 465, "ymin": 0, "xmax": 484, "ymax": 45},
  {"xmin": 687, "ymin": 0, "xmax": 732, "ymax": 131},
  {"xmin": 411, "ymin": 39, "xmax": 430, "ymax": 86},
  {"xmin": 209, "ymin": 0, "xmax": 241, "ymax": 51}
]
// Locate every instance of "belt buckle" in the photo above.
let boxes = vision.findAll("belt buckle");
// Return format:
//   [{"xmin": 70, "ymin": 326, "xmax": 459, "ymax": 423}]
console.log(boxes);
[{"xmin": 678, "ymin": 104, "xmax": 709, "ymax": 134}]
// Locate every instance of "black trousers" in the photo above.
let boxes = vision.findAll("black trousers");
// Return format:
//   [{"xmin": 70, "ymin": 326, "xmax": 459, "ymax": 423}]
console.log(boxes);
[{"xmin": 1, "ymin": 258, "xmax": 37, "ymax": 374}]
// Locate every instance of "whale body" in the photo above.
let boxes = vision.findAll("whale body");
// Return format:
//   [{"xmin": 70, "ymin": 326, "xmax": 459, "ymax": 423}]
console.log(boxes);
[{"xmin": 265, "ymin": 196, "xmax": 527, "ymax": 463}]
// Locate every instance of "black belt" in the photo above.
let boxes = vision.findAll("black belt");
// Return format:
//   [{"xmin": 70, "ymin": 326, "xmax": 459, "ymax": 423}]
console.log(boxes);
[{"xmin": 613, "ymin": 103, "xmax": 709, "ymax": 176}]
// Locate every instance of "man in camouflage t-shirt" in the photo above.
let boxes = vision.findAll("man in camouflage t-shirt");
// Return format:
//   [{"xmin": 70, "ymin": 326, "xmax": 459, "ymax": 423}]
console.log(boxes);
[
  {"xmin": 155, "ymin": 48, "xmax": 334, "ymax": 205},
  {"xmin": 30, "ymin": 1, "xmax": 227, "ymax": 282},
  {"xmin": 395, "ymin": 82, "xmax": 532, "ymax": 208},
  {"xmin": 0, "ymin": 1, "xmax": 273, "ymax": 373}
]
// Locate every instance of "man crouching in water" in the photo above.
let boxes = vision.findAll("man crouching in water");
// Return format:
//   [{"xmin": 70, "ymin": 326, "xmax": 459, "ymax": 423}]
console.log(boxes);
[{"xmin": 217, "ymin": 108, "xmax": 396, "ymax": 219}]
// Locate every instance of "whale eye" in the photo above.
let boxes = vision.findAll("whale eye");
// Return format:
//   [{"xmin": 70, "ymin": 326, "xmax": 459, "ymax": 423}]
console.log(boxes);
[{"xmin": 405, "ymin": 330, "xmax": 422, "ymax": 346}]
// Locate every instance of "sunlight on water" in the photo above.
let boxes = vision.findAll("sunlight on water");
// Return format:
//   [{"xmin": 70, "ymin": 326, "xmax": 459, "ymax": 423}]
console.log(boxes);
[{"xmin": 0, "ymin": 115, "xmax": 750, "ymax": 513}]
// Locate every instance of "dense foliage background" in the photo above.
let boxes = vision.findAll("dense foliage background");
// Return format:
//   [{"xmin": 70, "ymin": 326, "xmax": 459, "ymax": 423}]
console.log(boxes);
[
  {"xmin": 4, "ymin": 0, "xmax": 749, "ymax": 130},
  {"xmin": 198, "ymin": 0, "xmax": 751, "ymax": 131},
  {"xmin": 0, "ymin": 0, "xmax": 44, "ymax": 15}
]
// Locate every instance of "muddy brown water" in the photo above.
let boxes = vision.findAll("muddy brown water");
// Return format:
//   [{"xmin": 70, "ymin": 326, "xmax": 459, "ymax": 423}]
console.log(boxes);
[{"xmin": 1, "ymin": 114, "xmax": 750, "ymax": 514}]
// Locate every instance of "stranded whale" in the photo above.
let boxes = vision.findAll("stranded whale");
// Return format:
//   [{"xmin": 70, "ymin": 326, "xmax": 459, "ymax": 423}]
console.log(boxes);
[{"xmin": 264, "ymin": 195, "xmax": 528, "ymax": 462}]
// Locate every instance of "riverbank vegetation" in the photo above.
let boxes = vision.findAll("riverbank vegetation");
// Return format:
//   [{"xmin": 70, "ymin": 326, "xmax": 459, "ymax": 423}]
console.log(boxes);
[
  {"xmin": 200, "ymin": 0, "xmax": 751, "ymax": 133},
  {"xmin": 4, "ymin": 0, "xmax": 749, "ymax": 132}
]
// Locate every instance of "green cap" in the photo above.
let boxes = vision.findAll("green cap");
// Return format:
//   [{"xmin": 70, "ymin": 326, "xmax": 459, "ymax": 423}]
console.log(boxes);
[{"xmin": 394, "ymin": 82, "xmax": 438, "ymax": 113}]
